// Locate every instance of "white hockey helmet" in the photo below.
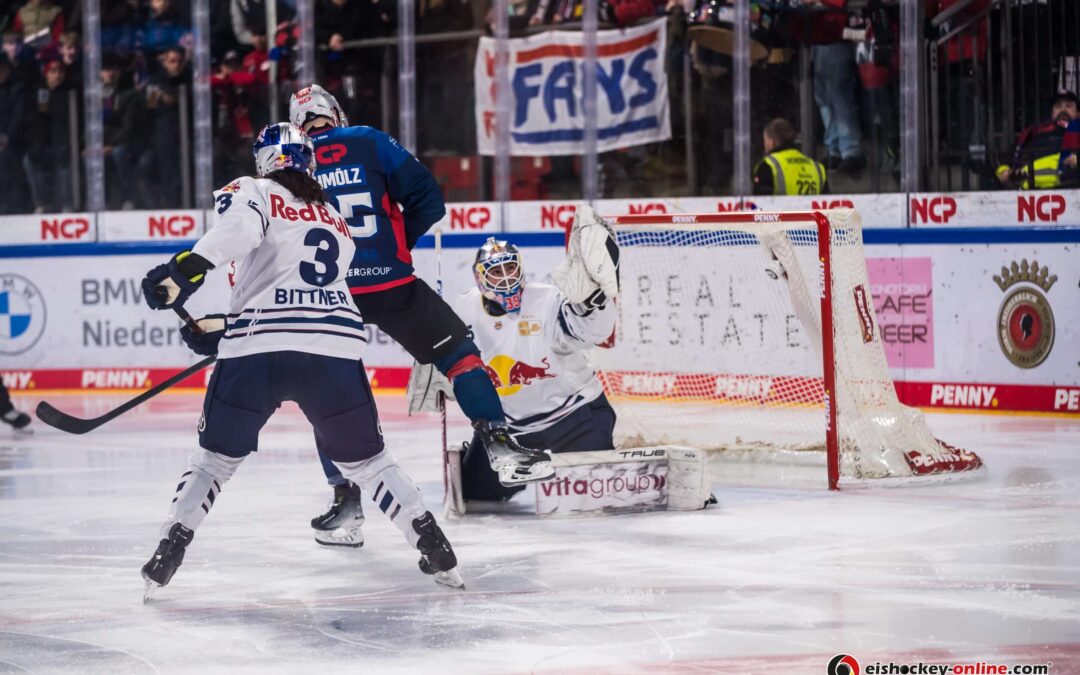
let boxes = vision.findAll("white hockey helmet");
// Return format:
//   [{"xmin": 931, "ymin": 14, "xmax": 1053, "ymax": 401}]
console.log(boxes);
[
  {"xmin": 474, "ymin": 237, "xmax": 524, "ymax": 313},
  {"xmin": 252, "ymin": 122, "xmax": 316, "ymax": 177},
  {"xmin": 289, "ymin": 84, "xmax": 349, "ymax": 131}
]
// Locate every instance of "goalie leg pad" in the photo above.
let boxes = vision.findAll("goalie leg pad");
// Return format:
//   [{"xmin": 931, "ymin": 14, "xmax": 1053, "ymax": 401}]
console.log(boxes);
[
  {"xmin": 333, "ymin": 451, "xmax": 429, "ymax": 547},
  {"xmin": 159, "ymin": 448, "xmax": 244, "ymax": 538},
  {"xmin": 536, "ymin": 446, "xmax": 714, "ymax": 517}
]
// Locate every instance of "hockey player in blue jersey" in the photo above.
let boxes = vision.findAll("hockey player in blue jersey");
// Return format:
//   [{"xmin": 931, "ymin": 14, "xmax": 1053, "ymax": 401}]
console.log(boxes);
[
  {"xmin": 138, "ymin": 122, "xmax": 462, "ymax": 595},
  {"xmin": 289, "ymin": 85, "xmax": 554, "ymax": 547}
]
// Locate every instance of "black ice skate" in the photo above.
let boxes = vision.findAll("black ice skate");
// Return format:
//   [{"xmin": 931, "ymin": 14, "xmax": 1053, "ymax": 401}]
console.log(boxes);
[
  {"xmin": 1, "ymin": 408, "xmax": 32, "ymax": 434},
  {"xmin": 141, "ymin": 522, "xmax": 194, "ymax": 602},
  {"xmin": 473, "ymin": 420, "xmax": 555, "ymax": 487},
  {"xmin": 413, "ymin": 512, "xmax": 464, "ymax": 589},
  {"xmin": 311, "ymin": 483, "xmax": 365, "ymax": 547}
]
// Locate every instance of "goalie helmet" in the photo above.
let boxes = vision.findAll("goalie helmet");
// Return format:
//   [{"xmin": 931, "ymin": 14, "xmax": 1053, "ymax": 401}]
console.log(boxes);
[
  {"xmin": 474, "ymin": 237, "xmax": 524, "ymax": 313},
  {"xmin": 252, "ymin": 122, "xmax": 316, "ymax": 177},
  {"xmin": 289, "ymin": 83, "xmax": 349, "ymax": 131}
]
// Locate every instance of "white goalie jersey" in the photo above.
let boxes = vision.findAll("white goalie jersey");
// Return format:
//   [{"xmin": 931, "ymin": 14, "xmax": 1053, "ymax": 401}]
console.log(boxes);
[
  {"xmin": 454, "ymin": 282, "xmax": 616, "ymax": 435},
  {"xmin": 192, "ymin": 176, "xmax": 366, "ymax": 360}
]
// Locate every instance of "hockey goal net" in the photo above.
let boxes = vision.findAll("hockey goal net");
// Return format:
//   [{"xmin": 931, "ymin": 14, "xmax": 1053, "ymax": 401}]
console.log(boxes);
[{"xmin": 590, "ymin": 210, "xmax": 984, "ymax": 489}]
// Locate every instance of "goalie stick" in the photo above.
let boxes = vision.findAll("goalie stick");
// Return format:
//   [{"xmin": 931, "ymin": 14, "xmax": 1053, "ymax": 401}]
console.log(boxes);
[
  {"xmin": 35, "ymin": 307, "xmax": 216, "ymax": 435},
  {"xmin": 434, "ymin": 228, "xmax": 451, "ymax": 507}
]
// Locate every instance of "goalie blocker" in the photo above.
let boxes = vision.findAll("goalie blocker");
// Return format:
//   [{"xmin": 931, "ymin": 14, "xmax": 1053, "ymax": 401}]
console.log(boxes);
[{"xmin": 445, "ymin": 445, "xmax": 715, "ymax": 517}]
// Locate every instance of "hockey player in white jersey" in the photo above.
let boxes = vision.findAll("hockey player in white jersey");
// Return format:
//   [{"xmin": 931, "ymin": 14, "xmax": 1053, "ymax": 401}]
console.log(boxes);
[
  {"xmin": 138, "ymin": 122, "xmax": 462, "ymax": 597},
  {"xmin": 448, "ymin": 218, "xmax": 620, "ymax": 504}
]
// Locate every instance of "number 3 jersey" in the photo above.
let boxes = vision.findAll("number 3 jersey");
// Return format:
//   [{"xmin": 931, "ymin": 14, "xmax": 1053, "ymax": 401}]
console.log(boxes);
[
  {"xmin": 454, "ymin": 282, "xmax": 617, "ymax": 435},
  {"xmin": 193, "ymin": 176, "xmax": 366, "ymax": 360}
]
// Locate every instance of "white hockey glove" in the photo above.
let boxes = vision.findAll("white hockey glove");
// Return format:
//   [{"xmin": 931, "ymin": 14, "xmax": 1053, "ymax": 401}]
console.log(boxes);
[
  {"xmin": 551, "ymin": 205, "xmax": 620, "ymax": 305},
  {"xmin": 407, "ymin": 361, "xmax": 455, "ymax": 416}
]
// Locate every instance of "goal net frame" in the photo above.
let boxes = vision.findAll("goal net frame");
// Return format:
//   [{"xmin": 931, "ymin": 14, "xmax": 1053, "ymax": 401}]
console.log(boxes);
[{"xmin": 596, "ymin": 210, "xmax": 984, "ymax": 490}]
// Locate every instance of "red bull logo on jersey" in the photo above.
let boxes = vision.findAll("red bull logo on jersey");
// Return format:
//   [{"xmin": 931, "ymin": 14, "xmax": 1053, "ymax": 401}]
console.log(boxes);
[{"xmin": 483, "ymin": 354, "xmax": 556, "ymax": 395}]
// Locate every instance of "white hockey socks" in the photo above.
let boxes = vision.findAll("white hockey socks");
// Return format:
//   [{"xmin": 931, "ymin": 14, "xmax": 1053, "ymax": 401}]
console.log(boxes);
[
  {"xmin": 333, "ymin": 451, "xmax": 429, "ymax": 548},
  {"xmin": 159, "ymin": 448, "xmax": 244, "ymax": 538}
]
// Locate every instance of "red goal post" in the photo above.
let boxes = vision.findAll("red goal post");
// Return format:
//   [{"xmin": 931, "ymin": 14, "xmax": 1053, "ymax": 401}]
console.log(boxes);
[{"xmin": 594, "ymin": 209, "xmax": 984, "ymax": 490}]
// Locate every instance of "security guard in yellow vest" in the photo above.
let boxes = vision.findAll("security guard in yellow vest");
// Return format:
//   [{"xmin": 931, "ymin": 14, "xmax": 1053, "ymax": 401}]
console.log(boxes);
[
  {"xmin": 996, "ymin": 92, "xmax": 1078, "ymax": 190},
  {"xmin": 753, "ymin": 118, "xmax": 829, "ymax": 195}
]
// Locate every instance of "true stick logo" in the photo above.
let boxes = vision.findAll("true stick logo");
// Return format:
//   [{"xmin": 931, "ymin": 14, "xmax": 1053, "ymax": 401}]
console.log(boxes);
[
  {"xmin": 993, "ymin": 259, "xmax": 1056, "ymax": 369},
  {"xmin": 828, "ymin": 654, "xmax": 861, "ymax": 675},
  {"xmin": 0, "ymin": 274, "xmax": 47, "ymax": 355}
]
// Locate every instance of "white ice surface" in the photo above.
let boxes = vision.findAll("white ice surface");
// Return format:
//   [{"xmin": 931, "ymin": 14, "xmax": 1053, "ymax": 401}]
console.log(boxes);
[{"xmin": 1, "ymin": 392, "xmax": 1078, "ymax": 674}]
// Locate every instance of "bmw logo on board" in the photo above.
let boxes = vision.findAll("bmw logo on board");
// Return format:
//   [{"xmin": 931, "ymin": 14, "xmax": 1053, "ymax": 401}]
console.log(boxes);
[{"xmin": 0, "ymin": 274, "xmax": 47, "ymax": 356}]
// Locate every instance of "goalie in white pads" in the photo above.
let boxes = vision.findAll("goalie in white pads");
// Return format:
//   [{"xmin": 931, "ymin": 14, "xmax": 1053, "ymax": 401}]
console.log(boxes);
[
  {"xmin": 415, "ymin": 207, "xmax": 714, "ymax": 515},
  {"xmin": 451, "ymin": 234, "xmax": 618, "ymax": 504}
]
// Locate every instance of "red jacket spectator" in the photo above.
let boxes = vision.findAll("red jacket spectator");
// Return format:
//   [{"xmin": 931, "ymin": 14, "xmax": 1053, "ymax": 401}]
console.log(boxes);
[
  {"xmin": 793, "ymin": 0, "xmax": 848, "ymax": 46},
  {"xmin": 927, "ymin": 0, "xmax": 989, "ymax": 63},
  {"xmin": 242, "ymin": 33, "xmax": 269, "ymax": 84}
]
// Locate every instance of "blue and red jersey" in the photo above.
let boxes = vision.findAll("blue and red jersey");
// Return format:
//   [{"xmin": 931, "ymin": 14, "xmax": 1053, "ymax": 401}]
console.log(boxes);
[{"xmin": 309, "ymin": 125, "xmax": 446, "ymax": 294}]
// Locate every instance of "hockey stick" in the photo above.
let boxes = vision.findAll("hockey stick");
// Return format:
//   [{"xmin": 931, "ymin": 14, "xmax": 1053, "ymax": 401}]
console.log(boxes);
[
  {"xmin": 434, "ymin": 228, "xmax": 451, "ymax": 506},
  {"xmin": 35, "ymin": 307, "xmax": 216, "ymax": 434}
]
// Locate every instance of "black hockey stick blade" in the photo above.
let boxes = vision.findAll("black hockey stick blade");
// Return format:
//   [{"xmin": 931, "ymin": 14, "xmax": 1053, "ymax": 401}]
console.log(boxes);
[{"xmin": 36, "ymin": 355, "xmax": 216, "ymax": 434}]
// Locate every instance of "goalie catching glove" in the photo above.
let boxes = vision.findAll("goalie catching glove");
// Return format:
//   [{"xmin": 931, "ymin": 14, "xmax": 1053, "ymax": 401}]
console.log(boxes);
[{"xmin": 551, "ymin": 205, "xmax": 620, "ymax": 308}]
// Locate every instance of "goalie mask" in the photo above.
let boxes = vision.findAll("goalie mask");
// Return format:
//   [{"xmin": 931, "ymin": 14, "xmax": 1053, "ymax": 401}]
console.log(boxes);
[
  {"xmin": 474, "ymin": 237, "xmax": 524, "ymax": 313},
  {"xmin": 252, "ymin": 122, "xmax": 316, "ymax": 177},
  {"xmin": 289, "ymin": 83, "xmax": 348, "ymax": 132}
]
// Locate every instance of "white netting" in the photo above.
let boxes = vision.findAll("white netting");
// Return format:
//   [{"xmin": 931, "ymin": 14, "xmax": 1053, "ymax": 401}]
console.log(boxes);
[{"xmin": 590, "ymin": 210, "xmax": 984, "ymax": 486}]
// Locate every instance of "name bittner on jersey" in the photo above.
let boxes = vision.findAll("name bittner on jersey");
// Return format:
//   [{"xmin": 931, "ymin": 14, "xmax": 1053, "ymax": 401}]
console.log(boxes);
[{"xmin": 274, "ymin": 288, "xmax": 352, "ymax": 305}]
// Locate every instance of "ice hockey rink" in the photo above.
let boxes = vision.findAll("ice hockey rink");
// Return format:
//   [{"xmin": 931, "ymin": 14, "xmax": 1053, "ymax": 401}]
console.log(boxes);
[{"xmin": 0, "ymin": 391, "xmax": 1077, "ymax": 675}]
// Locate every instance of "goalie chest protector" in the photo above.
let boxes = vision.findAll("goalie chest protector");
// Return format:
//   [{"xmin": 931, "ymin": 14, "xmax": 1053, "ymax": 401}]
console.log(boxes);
[{"xmin": 455, "ymin": 284, "xmax": 605, "ymax": 434}]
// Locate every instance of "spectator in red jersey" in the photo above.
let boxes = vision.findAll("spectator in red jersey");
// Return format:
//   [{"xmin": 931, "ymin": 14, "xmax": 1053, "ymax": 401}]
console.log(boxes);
[
  {"xmin": 242, "ymin": 30, "xmax": 270, "ymax": 84},
  {"xmin": 212, "ymin": 49, "xmax": 257, "ymax": 140},
  {"xmin": 997, "ymin": 92, "xmax": 1079, "ymax": 190}
]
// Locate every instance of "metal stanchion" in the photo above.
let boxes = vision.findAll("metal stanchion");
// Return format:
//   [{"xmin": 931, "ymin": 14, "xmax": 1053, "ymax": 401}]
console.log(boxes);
[
  {"xmin": 81, "ymin": 0, "xmax": 103, "ymax": 213},
  {"xmin": 192, "ymin": 0, "xmax": 212, "ymax": 209},
  {"xmin": 68, "ymin": 89, "xmax": 82, "ymax": 211},
  {"xmin": 179, "ymin": 85, "xmax": 192, "ymax": 209},
  {"xmin": 398, "ymin": 0, "xmax": 417, "ymax": 153},
  {"xmin": 582, "ymin": 0, "xmax": 599, "ymax": 204}
]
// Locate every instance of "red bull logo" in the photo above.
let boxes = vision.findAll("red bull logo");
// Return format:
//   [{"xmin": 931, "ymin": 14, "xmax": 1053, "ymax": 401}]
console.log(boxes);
[{"xmin": 483, "ymin": 354, "xmax": 556, "ymax": 395}]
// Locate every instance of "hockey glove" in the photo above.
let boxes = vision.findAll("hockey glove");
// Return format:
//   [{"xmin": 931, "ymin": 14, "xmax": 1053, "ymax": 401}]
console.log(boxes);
[
  {"xmin": 567, "ymin": 288, "xmax": 608, "ymax": 316},
  {"xmin": 142, "ymin": 251, "xmax": 213, "ymax": 310},
  {"xmin": 551, "ymin": 205, "xmax": 620, "ymax": 303},
  {"xmin": 180, "ymin": 314, "xmax": 226, "ymax": 356}
]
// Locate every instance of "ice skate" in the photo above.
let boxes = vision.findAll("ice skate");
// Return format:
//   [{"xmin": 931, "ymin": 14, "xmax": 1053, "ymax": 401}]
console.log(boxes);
[
  {"xmin": 412, "ymin": 511, "xmax": 464, "ymax": 590},
  {"xmin": 473, "ymin": 420, "xmax": 555, "ymax": 487},
  {"xmin": 311, "ymin": 483, "xmax": 365, "ymax": 547},
  {"xmin": 1, "ymin": 408, "xmax": 32, "ymax": 435},
  {"xmin": 141, "ymin": 522, "xmax": 194, "ymax": 602}
]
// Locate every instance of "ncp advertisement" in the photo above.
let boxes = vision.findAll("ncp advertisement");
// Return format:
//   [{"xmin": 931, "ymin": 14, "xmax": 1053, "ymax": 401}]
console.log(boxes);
[{"xmin": 1, "ymin": 236, "xmax": 1077, "ymax": 413}]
